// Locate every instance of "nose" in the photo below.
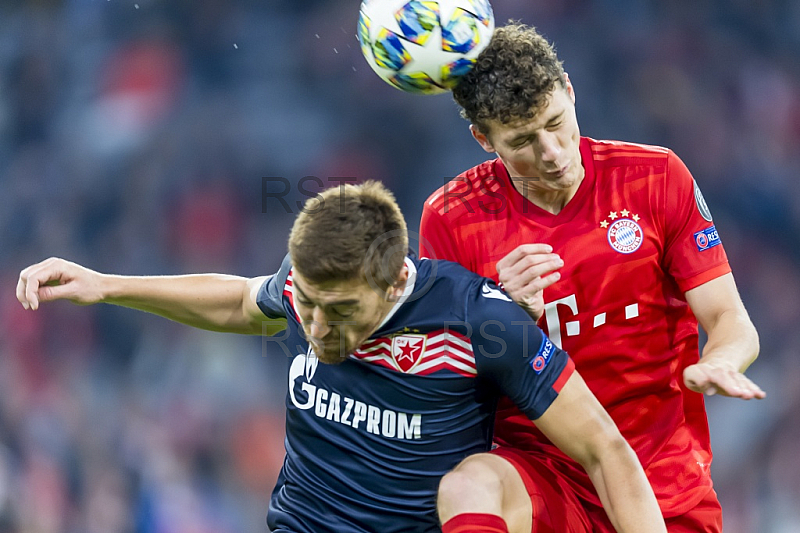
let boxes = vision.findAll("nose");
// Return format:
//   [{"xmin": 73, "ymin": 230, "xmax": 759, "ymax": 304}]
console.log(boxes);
[
  {"xmin": 306, "ymin": 306, "xmax": 331, "ymax": 341},
  {"xmin": 538, "ymin": 132, "xmax": 561, "ymax": 163}
]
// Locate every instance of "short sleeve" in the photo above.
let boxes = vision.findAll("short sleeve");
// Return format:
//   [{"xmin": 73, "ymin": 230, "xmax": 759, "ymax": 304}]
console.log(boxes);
[
  {"xmin": 662, "ymin": 151, "xmax": 731, "ymax": 292},
  {"xmin": 467, "ymin": 279, "xmax": 575, "ymax": 420},
  {"xmin": 256, "ymin": 254, "xmax": 293, "ymax": 319},
  {"xmin": 419, "ymin": 198, "xmax": 464, "ymax": 263}
]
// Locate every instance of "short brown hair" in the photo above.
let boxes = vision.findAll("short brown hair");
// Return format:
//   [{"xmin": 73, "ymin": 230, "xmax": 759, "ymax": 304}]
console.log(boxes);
[
  {"xmin": 452, "ymin": 22, "xmax": 565, "ymax": 133},
  {"xmin": 288, "ymin": 181, "xmax": 408, "ymax": 292}
]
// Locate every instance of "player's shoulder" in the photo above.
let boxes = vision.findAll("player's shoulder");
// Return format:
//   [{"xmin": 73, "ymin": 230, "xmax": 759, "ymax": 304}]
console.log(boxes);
[
  {"xmin": 423, "ymin": 159, "xmax": 502, "ymax": 222},
  {"xmin": 412, "ymin": 257, "xmax": 493, "ymax": 306},
  {"xmin": 256, "ymin": 253, "xmax": 294, "ymax": 319},
  {"xmin": 418, "ymin": 258, "xmax": 521, "ymax": 317},
  {"xmin": 587, "ymin": 137, "xmax": 671, "ymax": 169},
  {"xmin": 414, "ymin": 256, "xmax": 485, "ymax": 294}
]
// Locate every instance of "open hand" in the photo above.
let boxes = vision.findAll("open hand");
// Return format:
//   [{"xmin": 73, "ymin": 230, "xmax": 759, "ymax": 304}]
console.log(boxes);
[{"xmin": 683, "ymin": 360, "xmax": 766, "ymax": 399}]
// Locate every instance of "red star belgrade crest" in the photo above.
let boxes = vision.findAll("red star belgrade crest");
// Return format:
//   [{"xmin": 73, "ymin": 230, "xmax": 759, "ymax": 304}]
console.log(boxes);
[{"xmin": 391, "ymin": 334, "xmax": 426, "ymax": 373}]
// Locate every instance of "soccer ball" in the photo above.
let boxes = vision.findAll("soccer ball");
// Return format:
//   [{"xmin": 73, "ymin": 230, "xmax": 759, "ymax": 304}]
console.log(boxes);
[{"xmin": 358, "ymin": 0, "xmax": 495, "ymax": 95}]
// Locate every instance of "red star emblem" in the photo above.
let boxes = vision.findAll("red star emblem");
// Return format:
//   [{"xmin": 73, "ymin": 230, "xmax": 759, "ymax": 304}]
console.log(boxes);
[
  {"xmin": 397, "ymin": 339, "xmax": 420, "ymax": 361},
  {"xmin": 391, "ymin": 334, "xmax": 426, "ymax": 372}
]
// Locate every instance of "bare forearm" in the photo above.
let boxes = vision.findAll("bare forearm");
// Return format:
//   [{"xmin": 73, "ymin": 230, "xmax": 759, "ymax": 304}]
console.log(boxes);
[
  {"xmin": 585, "ymin": 440, "xmax": 666, "ymax": 533},
  {"xmin": 101, "ymin": 273, "xmax": 262, "ymax": 334},
  {"xmin": 535, "ymin": 373, "xmax": 667, "ymax": 531},
  {"xmin": 700, "ymin": 308, "xmax": 759, "ymax": 372}
]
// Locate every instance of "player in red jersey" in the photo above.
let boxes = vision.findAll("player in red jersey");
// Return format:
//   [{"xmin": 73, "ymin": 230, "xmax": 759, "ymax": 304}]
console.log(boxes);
[{"xmin": 421, "ymin": 24, "xmax": 765, "ymax": 533}]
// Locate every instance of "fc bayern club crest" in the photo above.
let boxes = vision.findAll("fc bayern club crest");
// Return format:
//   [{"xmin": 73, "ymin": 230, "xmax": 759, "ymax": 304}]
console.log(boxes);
[
  {"xmin": 391, "ymin": 334, "xmax": 426, "ymax": 373},
  {"xmin": 606, "ymin": 217, "xmax": 643, "ymax": 254}
]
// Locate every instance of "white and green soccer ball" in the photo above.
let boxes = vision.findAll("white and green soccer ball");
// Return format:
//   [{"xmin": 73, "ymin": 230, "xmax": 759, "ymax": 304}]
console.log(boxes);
[{"xmin": 358, "ymin": 0, "xmax": 495, "ymax": 95}]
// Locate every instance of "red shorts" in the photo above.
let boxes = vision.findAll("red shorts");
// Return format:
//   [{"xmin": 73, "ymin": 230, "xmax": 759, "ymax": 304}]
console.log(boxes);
[{"xmin": 491, "ymin": 446, "xmax": 722, "ymax": 533}]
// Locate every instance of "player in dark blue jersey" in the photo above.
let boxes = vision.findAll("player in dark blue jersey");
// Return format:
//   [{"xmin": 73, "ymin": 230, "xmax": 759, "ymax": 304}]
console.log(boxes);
[
  {"xmin": 17, "ymin": 182, "xmax": 665, "ymax": 533},
  {"xmin": 257, "ymin": 253, "xmax": 577, "ymax": 533}
]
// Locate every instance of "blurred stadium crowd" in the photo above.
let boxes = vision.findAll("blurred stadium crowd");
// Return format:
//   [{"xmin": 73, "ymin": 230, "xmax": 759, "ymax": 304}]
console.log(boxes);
[{"xmin": 0, "ymin": 0, "xmax": 799, "ymax": 531}]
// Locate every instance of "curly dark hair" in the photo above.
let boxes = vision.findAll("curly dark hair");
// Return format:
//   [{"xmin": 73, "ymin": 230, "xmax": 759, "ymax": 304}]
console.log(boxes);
[{"xmin": 452, "ymin": 22, "xmax": 565, "ymax": 133}]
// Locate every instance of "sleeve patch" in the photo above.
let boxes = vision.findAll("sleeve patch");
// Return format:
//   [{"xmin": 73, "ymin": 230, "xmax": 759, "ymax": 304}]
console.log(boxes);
[
  {"xmin": 530, "ymin": 336, "xmax": 555, "ymax": 374},
  {"xmin": 694, "ymin": 225, "xmax": 721, "ymax": 251},
  {"xmin": 694, "ymin": 180, "xmax": 713, "ymax": 222}
]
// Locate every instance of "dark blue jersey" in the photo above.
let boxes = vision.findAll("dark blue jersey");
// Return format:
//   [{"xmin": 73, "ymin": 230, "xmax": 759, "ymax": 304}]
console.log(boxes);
[{"xmin": 256, "ymin": 255, "xmax": 574, "ymax": 533}]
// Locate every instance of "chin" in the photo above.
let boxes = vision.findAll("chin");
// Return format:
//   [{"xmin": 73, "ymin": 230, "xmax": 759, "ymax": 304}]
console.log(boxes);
[
  {"xmin": 316, "ymin": 351, "xmax": 348, "ymax": 365},
  {"xmin": 315, "ymin": 341, "xmax": 355, "ymax": 365},
  {"xmin": 557, "ymin": 168, "xmax": 580, "ymax": 187}
]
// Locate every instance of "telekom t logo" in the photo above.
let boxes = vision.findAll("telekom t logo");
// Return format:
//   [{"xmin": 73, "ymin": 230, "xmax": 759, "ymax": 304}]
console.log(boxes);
[{"xmin": 542, "ymin": 294, "xmax": 639, "ymax": 348}]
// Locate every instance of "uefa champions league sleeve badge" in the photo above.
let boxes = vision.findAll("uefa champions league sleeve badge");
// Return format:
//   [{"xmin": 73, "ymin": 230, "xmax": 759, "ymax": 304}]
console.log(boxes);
[{"xmin": 693, "ymin": 179, "xmax": 713, "ymax": 222}]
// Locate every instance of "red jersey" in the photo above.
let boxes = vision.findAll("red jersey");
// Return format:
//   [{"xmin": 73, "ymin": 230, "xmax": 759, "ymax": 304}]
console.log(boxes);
[{"xmin": 419, "ymin": 137, "xmax": 731, "ymax": 517}]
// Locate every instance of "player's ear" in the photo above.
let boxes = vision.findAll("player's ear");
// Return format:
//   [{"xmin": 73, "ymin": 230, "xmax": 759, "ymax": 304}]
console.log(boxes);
[
  {"xmin": 470, "ymin": 124, "xmax": 496, "ymax": 154},
  {"xmin": 386, "ymin": 265, "xmax": 409, "ymax": 301},
  {"xmin": 563, "ymin": 73, "xmax": 575, "ymax": 104}
]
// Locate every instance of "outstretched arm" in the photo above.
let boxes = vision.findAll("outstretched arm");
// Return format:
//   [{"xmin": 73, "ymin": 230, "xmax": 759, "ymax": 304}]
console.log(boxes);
[
  {"xmin": 683, "ymin": 273, "xmax": 764, "ymax": 399},
  {"xmin": 17, "ymin": 257, "xmax": 284, "ymax": 335},
  {"xmin": 535, "ymin": 371, "xmax": 667, "ymax": 533}
]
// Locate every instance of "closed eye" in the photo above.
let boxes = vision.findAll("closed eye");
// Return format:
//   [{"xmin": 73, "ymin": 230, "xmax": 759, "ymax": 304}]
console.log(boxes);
[
  {"xmin": 509, "ymin": 137, "xmax": 531, "ymax": 149},
  {"xmin": 332, "ymin": 306, "xmax": 356, "ymax": 318}
]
